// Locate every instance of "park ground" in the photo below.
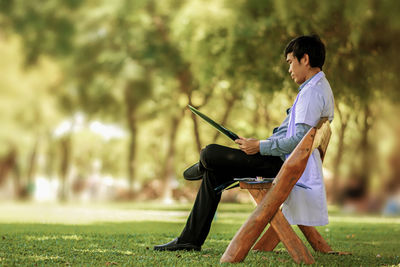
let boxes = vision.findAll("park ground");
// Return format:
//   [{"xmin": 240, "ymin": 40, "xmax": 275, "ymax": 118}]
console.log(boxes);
[{"xmin": 0, "ymin": 202, "xmax": 399, "ymax": 266}]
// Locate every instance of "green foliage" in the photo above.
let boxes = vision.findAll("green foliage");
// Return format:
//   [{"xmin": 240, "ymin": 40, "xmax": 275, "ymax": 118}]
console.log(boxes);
[
  {"xmin": 1, "ymin": 0, "xmax": 400, "ymax": 199},
  {"xmin": 0, "ymin": 35, "xmax": 63, "ymax": 179},
  {"xmin": 0, "ymin": 0, "xmax": 81, "ymax": 64},
  {"xmin": 66, "ymin": 0, "xmax": 155, "ymax": 118}
]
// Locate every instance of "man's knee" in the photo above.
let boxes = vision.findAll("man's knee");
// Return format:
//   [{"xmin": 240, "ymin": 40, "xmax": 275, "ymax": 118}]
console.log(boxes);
[{"xmin": 200, "ymin": 144, "xmax": 220, "ymax": 169}]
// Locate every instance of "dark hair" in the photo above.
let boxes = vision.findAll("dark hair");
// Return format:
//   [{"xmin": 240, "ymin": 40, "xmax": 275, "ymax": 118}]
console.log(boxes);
[{"xmin": 284, "ymin": 35, "xmax": 325, "ymax": 69}]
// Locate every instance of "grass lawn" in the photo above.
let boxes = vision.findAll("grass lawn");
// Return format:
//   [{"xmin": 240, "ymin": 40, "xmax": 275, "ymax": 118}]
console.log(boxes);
[{"xmin": 0, "ymin": 202, "xmax": 399, "ymax": 266}]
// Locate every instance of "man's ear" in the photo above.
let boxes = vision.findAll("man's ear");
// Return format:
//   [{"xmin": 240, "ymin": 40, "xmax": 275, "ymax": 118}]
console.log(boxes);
[{"xmin": 301, "ymin": 53, "xmax": 310, "ymax": 66}]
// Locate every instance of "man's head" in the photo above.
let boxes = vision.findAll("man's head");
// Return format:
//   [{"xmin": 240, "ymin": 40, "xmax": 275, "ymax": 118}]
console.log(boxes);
[{"xmin": 284, "ymin": 35, "xmax": 325, "ymax": 85}]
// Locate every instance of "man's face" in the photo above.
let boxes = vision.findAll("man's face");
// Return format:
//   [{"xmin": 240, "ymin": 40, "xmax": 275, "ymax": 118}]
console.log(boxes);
[{"xmin": 286, "ymin": 52, "xmax": 308, "ymax": 85}]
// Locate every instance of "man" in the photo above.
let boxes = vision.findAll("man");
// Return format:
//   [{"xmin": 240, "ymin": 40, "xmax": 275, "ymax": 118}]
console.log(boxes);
[{"xmin": 154, "ymin": 35, "xmax": 334, "ymax": 251}]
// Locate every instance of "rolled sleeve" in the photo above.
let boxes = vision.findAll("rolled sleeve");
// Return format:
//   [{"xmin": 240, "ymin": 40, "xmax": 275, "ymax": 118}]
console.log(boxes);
[
  {"xmin": 260, "ymin": 123, "xmax": 312, "ymax": 157},
  {"xmin": 260, "ymin": 140, "xmax": 273, "ymax": 155}
]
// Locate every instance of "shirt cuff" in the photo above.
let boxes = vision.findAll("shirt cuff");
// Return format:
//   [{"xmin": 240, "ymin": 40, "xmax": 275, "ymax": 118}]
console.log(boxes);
[{"xmin": 259, "ymin": 140, "xmax": 272, "ymax": 155}]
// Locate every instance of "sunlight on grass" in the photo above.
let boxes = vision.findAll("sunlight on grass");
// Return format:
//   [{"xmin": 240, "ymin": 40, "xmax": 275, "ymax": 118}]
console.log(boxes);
[
  {"xmin": 26, "ymin": 234, "xmax": 83, "ymax": 241},
  {"xmin": 26, "ymin": 255, "xmax": 63, "ymax": 261},
  {"xmin": 73, "ymin": 248, "xmax": 134, "ymax": 255},
  {"xmin": 0, "ymin": 202, "xmax": 189, "ymax": 224},
  {"xmin": 330, "ymin": 215, "xmax": 400, "ymax": 224},
  {"xmin": 1, "ymin": 202, "xmax": 399, "ymax": 226}
]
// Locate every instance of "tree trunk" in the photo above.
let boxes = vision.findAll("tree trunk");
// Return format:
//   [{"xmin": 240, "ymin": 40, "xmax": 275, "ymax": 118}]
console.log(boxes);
[
  {"xmin": 339, "ymin": 104, "xmax": 373, "ymax": 206},
  {"xmin": 385, "ymin": 125, "xmax": 400, "ymax": 195},
  {"xmin": 45, "ymin": 132, "xmax": 57, "ymax": 179},
  {"xmin": 0, "ymin": 148, "xmax": 23, "ymax": 199},
  {"xmin": 161, "ymin": 109, "xmax": 184, "ymax": 202},
  {"xmin": 177, "ymin": 69, "xmax": 203, "ymax": 152},
  {"xmin": 212, "ymin": 95, "xmax": 238, "ymax": 142},
  {"xmin": 0, "ymin": 149, "xmax": 16, "ymax": 186},
  {"xmin": 331, "ymin": 103, "xmax": 349, "ymax": 203},
  {"xmin": 358, "ymin": 104, "xmax": 372, "ymax": 190},
  {"xmin": 190, "ymin": 112, "xmax": 202, "ymax": 152},
  {"xmin": 59, "ymin": 136, "xmax": 71, "ymax": 201},
  {"xmin": 125, "ymin": 86, "xmax": 138, "ymax": 197},
  {"xmin": 12, "ymin": 158, "xmax": 24, "ymax": 199},
  {"xmin": 26, "ymin": 137, "xmax": 39, "ymax": 196}
]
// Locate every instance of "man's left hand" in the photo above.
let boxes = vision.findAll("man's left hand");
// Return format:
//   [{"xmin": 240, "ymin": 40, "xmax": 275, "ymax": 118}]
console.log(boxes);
[{"xmin": 235, "ymin": 137, "xmax": 260, "ymax": 155}]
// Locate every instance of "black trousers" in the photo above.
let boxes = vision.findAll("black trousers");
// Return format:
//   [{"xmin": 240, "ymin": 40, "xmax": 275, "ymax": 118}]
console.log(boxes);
[{"xmin": 178, "ymin": 144, "xmax": 284, "ymax": 246}]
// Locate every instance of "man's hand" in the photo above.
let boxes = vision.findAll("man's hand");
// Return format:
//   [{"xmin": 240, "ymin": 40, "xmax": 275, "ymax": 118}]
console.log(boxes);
[{"xmin": 235, "ymin": 137, "xmax": 260, "ymax": 155}]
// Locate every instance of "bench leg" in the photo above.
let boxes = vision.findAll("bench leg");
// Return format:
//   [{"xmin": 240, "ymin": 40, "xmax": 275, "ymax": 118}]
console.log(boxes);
[
  {"xmin": 253, "ymin": 226, "xmax": 280, "ymax": 251},
  {"xmin": 298, "ymin": 225, "xmax": 332, "ymax": 253},
  {"xmin": 248, "ymin": 189, "xmax": 314, "ymax": 264},
  {"xmin": 270, "ymin": 210, "xmax": 315, "ymax": 264},
  {"xmin": 248, "ymin": 189, "xmax": 280, "ymax": 251}
]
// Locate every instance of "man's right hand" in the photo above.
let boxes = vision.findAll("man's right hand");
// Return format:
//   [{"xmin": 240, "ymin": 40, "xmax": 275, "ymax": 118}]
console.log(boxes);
[{"xmin": 235, "ymin": 137, "xmax": 260, "ymax": 155}]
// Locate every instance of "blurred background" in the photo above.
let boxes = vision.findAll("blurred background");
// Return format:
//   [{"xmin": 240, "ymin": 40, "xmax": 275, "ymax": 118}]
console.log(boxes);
[{"xmin": 0, "ymin": 0, "xmax": 399, "ymax": 214}]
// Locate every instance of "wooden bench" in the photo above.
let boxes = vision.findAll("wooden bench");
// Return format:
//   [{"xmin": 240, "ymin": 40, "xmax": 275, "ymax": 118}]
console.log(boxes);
[{"xmin": 220, "ymin": 118, "xmax": 333, "ymax": 264}]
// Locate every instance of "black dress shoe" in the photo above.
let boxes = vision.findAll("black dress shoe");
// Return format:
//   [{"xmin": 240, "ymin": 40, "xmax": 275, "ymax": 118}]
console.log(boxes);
[
  {"xmin": 183, "ymin": 162, "xmax": 205, "ymax": 181},
  {"xmin": 154, "ymin": 238, "xmax": 201, "ymax": 251}
]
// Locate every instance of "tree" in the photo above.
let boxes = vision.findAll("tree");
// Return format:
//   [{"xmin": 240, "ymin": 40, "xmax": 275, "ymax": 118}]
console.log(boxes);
[{"xmin": 0, "ymin": 34, "xmax": 64, "ymax": 198}]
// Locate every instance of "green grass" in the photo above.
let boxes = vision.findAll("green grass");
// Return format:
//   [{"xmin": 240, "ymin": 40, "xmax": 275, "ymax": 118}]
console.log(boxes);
[{"xmin": 0, "ymin": 202, "xmax": 399, "ymax": 266}]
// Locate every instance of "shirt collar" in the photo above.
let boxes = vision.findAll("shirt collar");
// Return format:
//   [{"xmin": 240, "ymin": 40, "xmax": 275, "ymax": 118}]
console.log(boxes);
[{"xmin": 299, "ymin": 71, "xmax": 324, "ymax": 91}]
